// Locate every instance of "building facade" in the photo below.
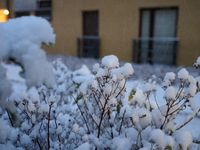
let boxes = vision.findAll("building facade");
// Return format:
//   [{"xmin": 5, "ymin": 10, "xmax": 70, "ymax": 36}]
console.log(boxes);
[{"xmin": 2, "ymin": 0, "xmax": 200, "ymax": 66}]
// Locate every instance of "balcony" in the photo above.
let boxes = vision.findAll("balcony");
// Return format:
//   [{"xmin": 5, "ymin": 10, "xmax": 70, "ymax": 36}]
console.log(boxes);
[
  {"xmin": 133, "ymin": 37, "xmax": 179, "ymax": 65},
  {"xmin": 77, "ymin": 36, "xmax": 100, "ymax": 58}
]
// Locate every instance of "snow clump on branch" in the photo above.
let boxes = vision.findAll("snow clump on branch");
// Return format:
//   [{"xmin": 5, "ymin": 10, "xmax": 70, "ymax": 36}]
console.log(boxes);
[
  {"xmin": 0, "ymin": 16, "xmax": 55, "ymax": 88},
  {"xmin": 0, "ymin": 16, "xmax": 55, "ymax": 112}
]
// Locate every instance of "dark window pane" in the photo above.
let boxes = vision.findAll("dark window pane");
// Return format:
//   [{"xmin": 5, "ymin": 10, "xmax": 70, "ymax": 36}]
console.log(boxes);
[
  {"xmin": 35, "ymin": 10, "xmax": 51, "ymax": 21},
  {"xmin": 15, "ymin": 11, "xmax": 29, "ymax": 18},
  {"xmin": 83, "ymin": 11, "xmax": 98, "ymax": 36},
  {"xmin": 37, "ymin": 0, "xmax": 52, "ymax": 8},
  {"xmin": 136, "ymin": 8, "xmax": 178, "ymax": 65}
]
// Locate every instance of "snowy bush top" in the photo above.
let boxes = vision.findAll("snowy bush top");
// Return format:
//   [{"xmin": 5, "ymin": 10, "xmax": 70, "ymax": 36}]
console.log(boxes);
[
  {"xmin": 0, "ymin": 16, "xmax": 55, "ymax": 88},
  {"xmin": 101, "ymin": 55, "xmax": 119, "ymax": 68},
  {"xmin": 1, "ymin": 15, "xmax": 55, "ymax": 50},
  {"xmin": 0, "ymin": 16, "xmax": 55, "ymax": 113},
  {"xmin": 177, "ymin": 68, "xmax": 189, "ymax": 81}
]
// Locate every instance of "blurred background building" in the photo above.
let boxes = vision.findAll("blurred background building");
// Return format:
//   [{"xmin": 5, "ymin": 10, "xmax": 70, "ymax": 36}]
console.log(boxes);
[{"xmin": 1, "ymin": 0, "xmax": 200, "ymax": 66}]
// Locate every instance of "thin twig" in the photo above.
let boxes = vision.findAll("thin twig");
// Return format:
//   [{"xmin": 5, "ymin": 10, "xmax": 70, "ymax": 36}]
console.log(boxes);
[
  {"xmin": 93, "ymin": 93, "xmax": 103, "ymax": 109},
  {"xmin": 48, "ymin": 103, "xmax": 53, "ymax": 150},
  {"xmin": 176, "ymin": 108, "xmax": 200, "ymax": 130},
  {"xmin": 153, "ymin": 93, "xmax": 165, "ymax": 116},
  {"xmin": 83, "ymin": 100, "xmax": 99, "ymax": 127},
  {"xmin": 36, "ymin": 137, "xmax": 42, "ymax": 150},
  {"xmin": 160, "ymin": 103, "xmax": 170, "ymax": 130},
  {"xmin": 77, "ymin": 103, "xmax": 91, "ymax": 134},
  {"xmin": 119, "ymin": 109, "xmax": 126, "ymax": 135},
  {"xmin": 97, "ymin": 97, "xmax": 109, "ymax": 138},
  {"xmin": 71, "ymin": 95, "xmax": 91, "ymax": 133},
  {"xmin": 6, "ymin": 109, "xmax": 14, "ymax": 127},
  {"xmin": 115, "ymin": 80, "xmax": 126, "ymax": 98}
]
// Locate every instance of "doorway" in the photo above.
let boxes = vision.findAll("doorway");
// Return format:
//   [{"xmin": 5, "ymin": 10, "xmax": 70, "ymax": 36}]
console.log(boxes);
[
  {"xmin": 80, "ymin": 11, "xmax": 99, "ymax": 58},
  {"xmin": 138, "ymin": 8, "xmax": 178, "ymax": 65}
]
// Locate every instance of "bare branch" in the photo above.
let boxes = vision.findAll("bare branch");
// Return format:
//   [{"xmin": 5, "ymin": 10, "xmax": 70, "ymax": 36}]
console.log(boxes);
[
  {"xmin": 176, "ymin": 109, "xmax": 200, "ymax": 130},
  {"xmin": 119, "ymin": 109, "xmax": 126, "ymax": 135}
]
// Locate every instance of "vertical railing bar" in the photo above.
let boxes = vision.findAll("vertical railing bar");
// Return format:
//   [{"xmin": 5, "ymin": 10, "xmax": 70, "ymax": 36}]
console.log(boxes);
[{"xmin": 77, "ymin": 37, "xmax": 80, "ymax": 58}]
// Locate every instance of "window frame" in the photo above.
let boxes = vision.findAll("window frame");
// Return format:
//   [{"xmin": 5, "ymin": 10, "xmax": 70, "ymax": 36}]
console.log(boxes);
[
  {"xmin": 139, "ymin": 7, "xmax": 179, "ymax": 38},
  {"xmin": 137, "ymin": 7, "xmax": 179, "ymax": 64}
]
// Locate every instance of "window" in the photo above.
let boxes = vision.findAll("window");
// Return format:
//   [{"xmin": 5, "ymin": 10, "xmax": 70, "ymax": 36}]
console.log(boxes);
[
  {"xmin": 77, "ymin": 11, "xmax": 100, "ymax": 58},
  {"xmin": 35, "ymin": 10, "xmax": 51, "ymax": 20},
  {"xmin": 36, "ymin": 0, "xmax": 52, "ymax": 21},
  {"xmin": 135, "ymin": 7, "xmax": 178, "ymax": 65},
  {"xmin": 14, "ymin": 0, "xmax": 52, "ymax": 21},
  {"xmin": 140, "ymin": 8, "xmax": 178, "ymax": 38},
  {"xmin": 37, "ymin": 0, "xmax": 51, "ymax": 8}
]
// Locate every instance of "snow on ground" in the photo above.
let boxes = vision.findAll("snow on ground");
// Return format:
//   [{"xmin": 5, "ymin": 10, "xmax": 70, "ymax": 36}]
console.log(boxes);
[
  {"xmin": 3, "ymin": 55, "xmax": 200, "ymax": 140},
  {"xmin": 47, "ymin": 54, "xmax": 200, "ymax": 82}
]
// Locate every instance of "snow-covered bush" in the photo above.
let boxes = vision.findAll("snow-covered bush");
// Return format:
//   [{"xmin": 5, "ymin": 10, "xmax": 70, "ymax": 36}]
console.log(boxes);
[
  {"xmin": 1, "ymin": 16, "xmax": 200, "ymax": 150},
  {"xmin": 0, "ymin": 16, "xmax": 55, "ymax": 117},
  {"xmin": 72, "ymin": 55, "xmax": 200, "ymax": 150},
  {"xmin": 1, "ymin": 54, "xmax": 200, "ymax": 150}
]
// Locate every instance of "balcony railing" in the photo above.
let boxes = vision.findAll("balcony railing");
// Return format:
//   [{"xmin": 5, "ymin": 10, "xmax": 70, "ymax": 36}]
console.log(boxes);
[
  {"xmin": 133, "ymin": 37, "xmax": 179, "ymax": 65},
  {"xmin": 77, "ymin": 36, "xmax": 100, "ymax": 58}
]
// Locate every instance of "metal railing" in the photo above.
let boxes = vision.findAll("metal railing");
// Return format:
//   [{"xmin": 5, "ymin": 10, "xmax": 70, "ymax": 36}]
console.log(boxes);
[
  {"xmin": 77, "ymin": 36, "xmax": 100, "ymax": 58},
  {"xmin": 133, "ymin": 37, "xmax": 179, "ymax": 65}
]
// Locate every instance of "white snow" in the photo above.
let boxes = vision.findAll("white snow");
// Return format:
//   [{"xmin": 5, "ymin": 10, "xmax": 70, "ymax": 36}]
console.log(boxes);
[
  {"xmin": 87, "ymin": 78, "xmax": 98, "ymax": 92},
  {"xmin": 2, "ymin": 58, "xmax": 200, "ymax": 149},
  {"xmin": 130, "ymin": 88, "xmax": 146, "ymax": 107},
  {"xmin": 164, "ymin": 135, "xmax": 174, "ymax": 147},
  {"xmin": 0, "ymin": 16, "xmax": 55, "ymax": 88},
  {"xmin": 0, "ymin": 118, "xmax": 10, "ymax": 143},
  {"xmin": 21, "ymin": 122, "xmax": 31, "ymax": 131},
  {"xmin": 48, "ymin": 95, "xmax": 56, "ymax": 105},
  {"xmin": 74, "ymin": 142, "xmax": 90, "ymax": 150},
  {"xmin": 28, "ymin": 100, "xmax": 36, "ymax": 112},
  {"xmin": 150, "ymin": 129, "xmax": 166, "ymax": 149},
  {"xmin": 40, "ymin": 104, "xmax": 48, "ymax": 114},
  {"xmin": 92, "ymin": 63, "xmax": 100, "ymax": 74},
  {"xmin": 177, "ymin": 68, "xmax": 189, "ymax": 81},
  {"xmin": 82, "ymin": 134, "xmax": 88, "ymax": 142},
  {"xmin": 96, "ymin": 68, "xmax": 105, "ymax": 78},
  {"xmin": 20, "ymin": 134, "xmax": 31, "ymax": 145},
  {"xmin": 56, "ymin": 126, "xmax": 62, "ymax": 134},
  {"xmin": 103, "ymin": 83, "xmax": 112, "ymax": 95},
  {"xmin": 73, "ymin": 123, "xmax": 79, "ymax": 133},
  {"xmin": 102, "ymin": 55, "xmax": 119, "ymax": 68},
  {"xmin": 164, "ymin": 86, "xmax": 176, "ymax": 100},
  {"xmin": 175, "ymin": 129, "xmax": 193, "ymax": 150},
  {"xmin": 111, "ymin": 137, "xmax": 132, "ymax": 150},
  {"xmin": 121, "ymin": 63, "xmax": 134, "ymax": 78},
  {"xmin": 164, "ymin": 72, "xmax": 176, "ymax": 82},
  {"xmin": 194, "ymin": 56, "xmax": 200, "ymax": 67},
  {"xmin": 73, "ymin": 65, "xmax": 90, "ymax": 76},
  {"xmin": 186, "ymin": 84, "xmax": 197, "ymax": 97}
]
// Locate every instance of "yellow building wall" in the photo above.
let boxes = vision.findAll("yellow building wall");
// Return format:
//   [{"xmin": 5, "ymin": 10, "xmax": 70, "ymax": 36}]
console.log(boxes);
[
  {"xmin": 0, "ymin": 0, "xmax": 6, "ymax": 9},
  {"xmin": 7, "ymin": 0, "xmax": 200, "ymax": 66},
  {"xmin": 176, "ymin": 1, "xmax": 200, "ymax": 66}
]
